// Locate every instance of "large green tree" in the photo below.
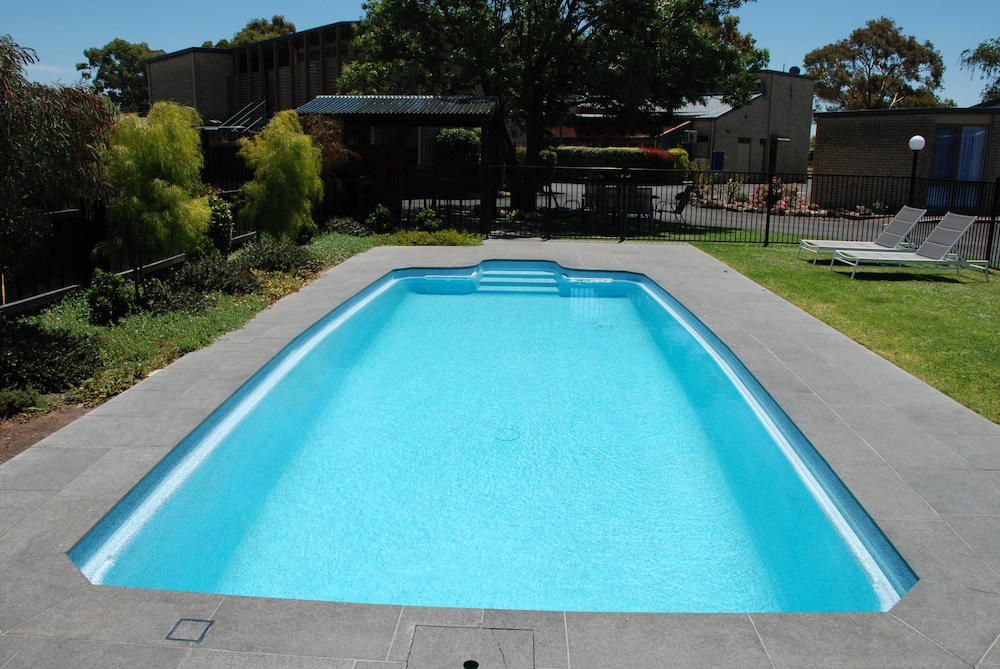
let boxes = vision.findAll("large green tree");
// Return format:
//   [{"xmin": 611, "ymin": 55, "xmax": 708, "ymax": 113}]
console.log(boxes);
[
  {"xmin": 207, "ymin": 16, "xmax": 297, "ymax": 48},
  {"xmin": 100, "ymin": 101, "xmax": 211, "ymax": 290},
  {"xmin": 1, "ymin": 35, "xmax": 113, "ymax": 278},
  {"xmin": 339, "ymin": 0, "xmax": 767, "ymax": 167},
  {"xmin": 77, "ymin": 38, "xmax": 165, "ymax": 114},
  {"xmin": 238, "ymin": 111, "xmax": 323, "ymax": 240},
  {"xmin": 960, "ymin": 37, "xmax": 1000, "ymax": 103},
  {"xmin": 804, "ymin": 17, "xmax": 952, "ymax": 110}
]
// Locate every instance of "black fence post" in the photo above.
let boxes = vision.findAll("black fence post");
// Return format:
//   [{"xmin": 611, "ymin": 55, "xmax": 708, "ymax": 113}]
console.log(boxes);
[{"xmin": 986, "ymin": 178, "xmax": 1000, "ymax": 269}]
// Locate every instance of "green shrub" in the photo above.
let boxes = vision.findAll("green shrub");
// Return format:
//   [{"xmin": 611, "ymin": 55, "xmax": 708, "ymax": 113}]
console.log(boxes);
[
  {"xmin": 365, "ymin": 204, "xmax": 394, "ymax": 233},
  {"xmin": 0, "ymin": 318, "xmax": 100, "ymax": 393},
  {"xmin": 238, "ymin": 110, "xmax": 323, "ymax": 240},
  {"xmin": 415, "ymin": 207, "xmax": 442, "ymax": 232},
  {"xmin": 391, "ymin": 229, "xmax": 483, "ymax": 246},
  {"xmin": 234, "ymin": 235, "xmax": 322, "ymax": 273},
  {"xmin": 207, "ymin": 189, "xmax": 235, "ymax": 253},
  {"xmin": 139, "ymin": 278, "xmax": 206, "ymax": 315},
  {"xmin": 322, "ymin": 217, "xmax": 374, "ymax": 237},
  {"xmin": 436, "ymin": 128, "xmax": 481, "ymax": 165},
  {"xmin": 170, "ymin": 254, "xmax": 260, "ymax": 296},
  {"xmin": 87, "ymin": 269, "xmax": 135, "ymax": 326},
  {"xmin": 0, "ymin": 386, "xmax": 41, "ymax": 419}
]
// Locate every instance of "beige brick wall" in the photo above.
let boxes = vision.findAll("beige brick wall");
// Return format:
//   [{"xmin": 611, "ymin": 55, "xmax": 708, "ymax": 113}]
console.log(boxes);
[
  {"xmin": 192, "ymin": 53, "xmax": 234, "ymax": 123},
  {"xmin": 148, "ymin": 54, "xmax": 196, "ymax": 110}
]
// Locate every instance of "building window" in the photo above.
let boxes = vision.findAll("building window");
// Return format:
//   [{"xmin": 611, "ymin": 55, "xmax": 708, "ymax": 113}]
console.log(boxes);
[
  {"xmin": 928, "ymin": 125, "xmax": 988, "ymax": 208},
  {"xmin": 930, "ymin": 126, "xmax": 988, "ymax": 181}
]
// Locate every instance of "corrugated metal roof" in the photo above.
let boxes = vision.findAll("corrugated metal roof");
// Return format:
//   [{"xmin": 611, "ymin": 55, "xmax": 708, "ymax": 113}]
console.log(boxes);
[
  {"xmin": 296, "ymin": 95, "xmax": 497, "ymax": 119},
  {"xmin": 673, "ymin": 93, "xmax": 764, "ymax": 119}
]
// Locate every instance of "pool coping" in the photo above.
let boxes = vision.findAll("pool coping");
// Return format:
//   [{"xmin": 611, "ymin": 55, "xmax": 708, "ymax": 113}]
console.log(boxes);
[{"xmin": 1, "ymin": 241, "xmax": 998, "ymax": 669}]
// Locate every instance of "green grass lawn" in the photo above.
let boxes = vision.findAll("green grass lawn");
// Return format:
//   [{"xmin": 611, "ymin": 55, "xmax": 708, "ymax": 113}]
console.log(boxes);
[{"xmin": 693, "ymin": 242, "xmax": 1000, "ymax": 425}]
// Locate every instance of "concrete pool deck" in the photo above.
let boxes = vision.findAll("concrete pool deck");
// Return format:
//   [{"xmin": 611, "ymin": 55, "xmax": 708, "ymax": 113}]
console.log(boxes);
[{"xmin": 1, "ymin": 240, "xmax": 999, "ymax": 669}]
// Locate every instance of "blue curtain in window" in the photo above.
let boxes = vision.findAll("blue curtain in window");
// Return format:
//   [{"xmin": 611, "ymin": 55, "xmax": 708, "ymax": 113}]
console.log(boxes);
[{"xmin": 956, "ymin": 126, "xmax": 987, "ymax": 181}]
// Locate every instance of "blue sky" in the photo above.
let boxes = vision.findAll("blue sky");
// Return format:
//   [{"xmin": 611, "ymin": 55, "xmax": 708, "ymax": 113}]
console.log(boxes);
[{"xmin": 5, "ymin": 0, "xmax": 998, "ymax": 108}]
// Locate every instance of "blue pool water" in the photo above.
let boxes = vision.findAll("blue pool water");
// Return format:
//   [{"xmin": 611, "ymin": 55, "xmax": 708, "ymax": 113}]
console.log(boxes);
[{"xmin": 71, "ymin": 261, "xmax": 916, "ymax": 613}]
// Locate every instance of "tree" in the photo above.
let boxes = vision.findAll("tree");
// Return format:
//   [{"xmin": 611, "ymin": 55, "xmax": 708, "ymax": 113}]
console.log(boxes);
[
  {"xmin": 339, "ymin": 0, "xmax": 767, "ymax": 168},
  {"xmin": 209, "ymin": 16, "xmax": 297, "ymax": 48},
  {"xmin": 961, "ymin": 37, "xmax": 1000, "ymax": 103},
  {"xmin": 77, "ymin": 39, "xmax": 165, "ymax": 114},
  {"xmin": 1, "ymin": 35, "xmax": 113, "ymax": 278},
  {"xmin": 100, "ymin": 101, "xmax": 211, "ymax": 293},
  {"xmin": 238, "ymin": 111, "xmax": 323, "ymax": 240},
  {"xmin": 804, "ymin": 17, "xmax": 953, "ymax": 110}
]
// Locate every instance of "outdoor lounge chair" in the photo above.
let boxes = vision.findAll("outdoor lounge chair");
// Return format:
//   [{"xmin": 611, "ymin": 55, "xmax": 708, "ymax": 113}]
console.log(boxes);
[
  {"xmin": 831, "ymin": 212, "xmax": 989, "ymax": 280},
  {"xmin": 797, "ymin": 205, "xmax": 926, "ymax": 263}
]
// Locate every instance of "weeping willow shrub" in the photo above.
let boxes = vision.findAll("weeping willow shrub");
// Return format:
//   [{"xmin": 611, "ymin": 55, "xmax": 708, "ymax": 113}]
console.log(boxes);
[
  {"xmin": 100, "ymin": 101, "xmax": 210, "ymax": 290},
  {"xmin": 238, "ymin": 110, "xmax": 323, "ymax": 240}
]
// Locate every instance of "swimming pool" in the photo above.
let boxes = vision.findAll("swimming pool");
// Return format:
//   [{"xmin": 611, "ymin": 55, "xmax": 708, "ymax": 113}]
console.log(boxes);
[{"xmin": 70, "ymin": 260, "xmax": 916, "ymax": 613}]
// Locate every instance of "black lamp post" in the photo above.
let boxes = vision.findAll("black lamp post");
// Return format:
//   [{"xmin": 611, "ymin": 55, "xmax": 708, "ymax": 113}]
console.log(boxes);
[
  {"xmin": 908, "ymin": 135, "xmax": 925, "ymax": 205},
  {"xmin": 763, "ymin": 134, "xmax": 790, "ymax": 247}
]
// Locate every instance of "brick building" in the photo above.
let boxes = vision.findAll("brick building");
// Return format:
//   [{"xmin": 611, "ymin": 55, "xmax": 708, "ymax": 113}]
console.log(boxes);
[
  {"xmin": 813, "ymin": 100, "xmax": 1000, "ymax": 209},
  {"xmin": 147, "ymin": 22, "xmax": 356, "ymax": 126}
]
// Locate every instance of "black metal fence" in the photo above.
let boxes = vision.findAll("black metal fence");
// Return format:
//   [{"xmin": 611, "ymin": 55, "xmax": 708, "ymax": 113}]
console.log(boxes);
[
  {"xmin": 471, "ymin": 167, "xmax": 999, "ymax": 267},
  {"xmin": 4, "ymin": 166, "xmax": 998, "ymax": 315}
]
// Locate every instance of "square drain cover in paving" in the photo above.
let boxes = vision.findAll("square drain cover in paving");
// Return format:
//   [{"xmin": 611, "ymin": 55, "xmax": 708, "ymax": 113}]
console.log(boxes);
[{"xmin": 407, "ymin": 626, "xmax": 534, "ymax": 669}]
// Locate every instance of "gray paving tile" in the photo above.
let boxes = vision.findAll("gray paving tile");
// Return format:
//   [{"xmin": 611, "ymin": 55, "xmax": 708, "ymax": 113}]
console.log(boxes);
[
  {"xmin": 891, "ymin": 579, "xmax": 1000, "ymax": 666},
  {"xmin": 387, "ymin": 607, "xmax": 483, "ymax": 663},
  {"xmin": 9, "ymin": 585, "xmax": 224, "ymax": 646},
  {"xmin": 901, "ymin": 468, "xmax": 1000, "ymax": 515},
  {"xmin": 179, "ymin": 649, "xmax": 355, "ymax": 668},
  {"xmin": 406, "ymin": 626, "xmax": 534, "ymax": 669},
  {"xmin": 0, "ymin": 554, "xmax": 88, "ymax": 633},
  {"xmin": 880, "ymin": 518, "xmax": 1000, "ymax": 594},
  {"xmin": 833, "ymin": 465, "xmax": 938, "ymax": 522},
  {"xmin": 0, "ymin": 636, "xmax": 187, "ymax": 669},
  {"xmin": 796, "ymin": 422, "xmax": 885, "ymax": 469},
  {"xmin": 0, "ymin": 494, "xmax": 117, "ymax": 562},
  {"xmin": 752, "ymin": 612, "xmax": 968, "ymax": 668},
  {"xmin": 203, "ymin": 597, "xmax": 399, "ymax": 660},
  {"xmin": 943, "ymin": 433, "xmax": 1000, "ymax": 470},
  {"xmin": 30, "ymin": 413, "xmax": 140, "ymax": 449},
  {"xmin": 57, "ymin": 447, "xmax": 170, "ymax": 499},
  {"xmin": 482, "ymin": 610, "xmax": 567, "ymax": 669},
  {"xmin": 565, "ymin": 613, "xmax": 771, "ymax": 669},
  {"xmin": 0, "ymin": 447, "xmax": 108, "ymax": 491},
  {"xmin": 89, "ymin": 388, "xmax": 187, "ymax": 418},
  {"xmin": 807, "ymin": 382, "xmax": 887, "ymax": 408},
  {"xmin": 941, "ymin": 513, "xmax": 1000, "ymax": 574},
  {"xmin": 0, "ymin": 633, "xmax": 28, "ymax": 667},
  {"xmin": 0, "ymin": 489, "xmax": 54, "ymax": 537}
]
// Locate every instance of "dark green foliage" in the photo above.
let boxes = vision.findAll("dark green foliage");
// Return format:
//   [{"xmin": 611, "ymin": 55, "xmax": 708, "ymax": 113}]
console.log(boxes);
[
  {"xmin": 234, "ymin": 235, "xmax": 322, "ymax": 273},
  {"xmin": 436, "ymin": 128, "xmax": 481, "ymax": 165},
  {"xmin": 76, "ymin": 38, "xmax": 165, "ymax": 114},
  {"xmin": 207, "ymin": 190, "xmax": 235, "ymax": 253},
  {"xmin": 0, "ymin": 318, "xmax": 100, "ymax": 393},
  {"xmin": 391, "ymin": 229, "xmax": 483, "ymax": 246},
  {"xmin": 87, "ymin": 269, "xmax": 135, "ymax": 326},
  {"xmin": 168, "ymin": 255, "xmax": 260, "ymax": 296},
  {"xmin": 322, "ymin": 217, "xmax": 374, "ymax": 237},
  {"xmin": 0, "ymin": 386, "xmax": 41, "ymax": 418},
  {"xmin": 365, "ymin": 204, "xmax": 395, "ymax": 233},
  {"xmin": 804, "ymin": 17, "xmax": 952, "ymax": 110},
  {"xmin": 1, "ymin": 35, "xmax": 113, "ymax": 277},
  {"xmin": 415, "ymin": 207, "xmax": 443, "ymax": 232},
  {"xmin": 961, "ymin": 37, "xmax": 1000, "ymax": 102},
  {"xmin": 138, "ymin": 278, "xmax": 205, "ymax": 315}
]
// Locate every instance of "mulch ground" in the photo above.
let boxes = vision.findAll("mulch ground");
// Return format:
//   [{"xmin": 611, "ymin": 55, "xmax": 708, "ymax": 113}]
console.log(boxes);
[{"xmin": 0, "ymin": 404, "xmax": 92, "ymax": 465}]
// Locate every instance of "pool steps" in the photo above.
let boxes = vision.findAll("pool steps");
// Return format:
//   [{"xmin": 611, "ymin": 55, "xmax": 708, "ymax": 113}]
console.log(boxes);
[{"xmin": 477, "ymin": 269, "xmax": 560, "ymax": 293}]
